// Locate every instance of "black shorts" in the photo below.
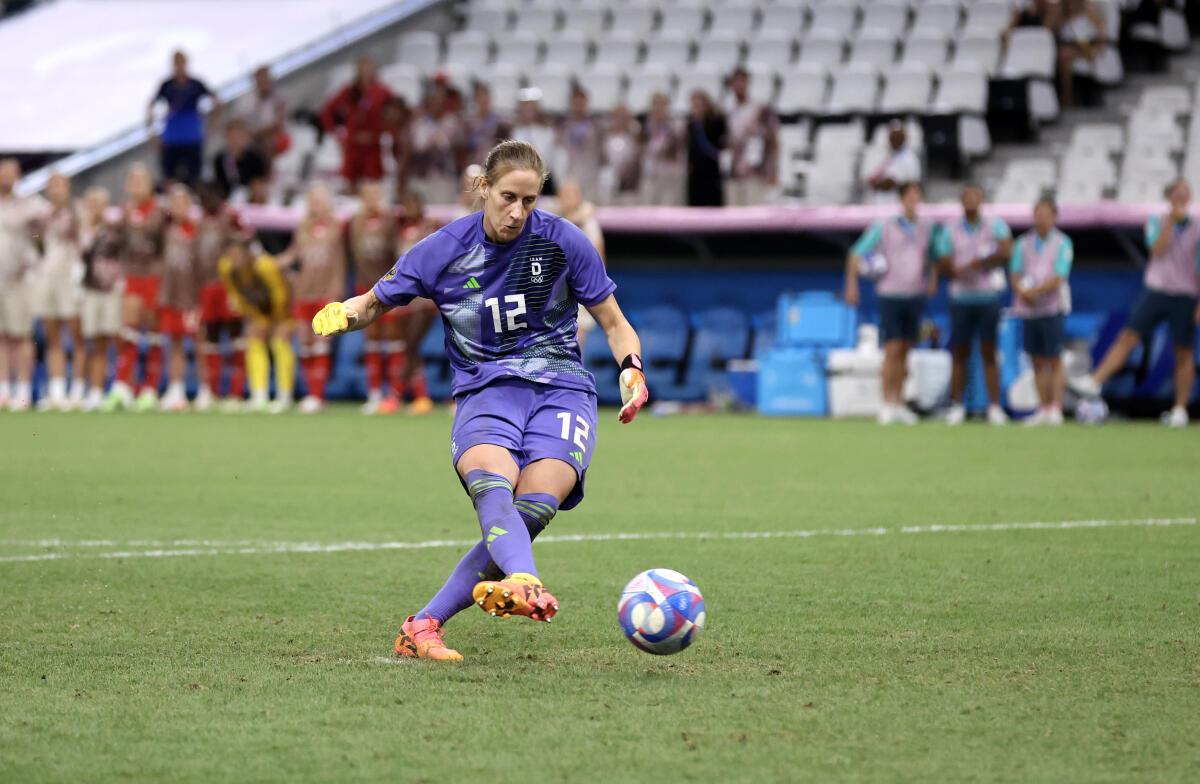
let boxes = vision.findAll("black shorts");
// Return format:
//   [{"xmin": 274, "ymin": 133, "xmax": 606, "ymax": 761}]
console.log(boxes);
[
  {"xmin": 160, "ymin": 143, "xmax": 204, "ymax": 185},
  {"xmin": 1023, "ymin": 315, "xmax": 1065, "ymax": 358},
  {"xmin": 949, "ymin": 300, "xmax": 1001, "ymax": 348},
  {"xmin": 879, "ymin": 296, "xmax": 924, "ymax": 343},
  {"xmin": 1127, "ymin": 289, "xmax": 1198, "ymax": 348}
]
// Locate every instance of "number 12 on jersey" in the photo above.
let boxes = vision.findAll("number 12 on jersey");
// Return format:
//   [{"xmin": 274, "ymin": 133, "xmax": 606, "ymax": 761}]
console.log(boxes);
[
  {"xmin": 557, "ymin": 411, "xmax": 590, "ymax": 451},
  {"xmin": 484, "ymin": 294, "xmax": 527, "ymax": 333}
]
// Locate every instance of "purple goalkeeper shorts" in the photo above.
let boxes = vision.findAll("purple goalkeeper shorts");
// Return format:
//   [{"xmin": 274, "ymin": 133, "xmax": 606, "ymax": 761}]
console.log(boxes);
[{"xmin": 450, "ymin": 378, "xmax": 599, "ymax": 510}]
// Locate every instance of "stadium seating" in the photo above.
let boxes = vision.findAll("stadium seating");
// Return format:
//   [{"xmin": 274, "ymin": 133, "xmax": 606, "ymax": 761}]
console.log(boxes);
[{"xmin": 685, "ymin": 307, "xmax": 752, "ymax": 398}]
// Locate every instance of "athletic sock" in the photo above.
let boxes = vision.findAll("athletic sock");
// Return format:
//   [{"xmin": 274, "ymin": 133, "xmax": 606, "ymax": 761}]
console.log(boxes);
[
  {"xmin": 409, "ymin": 370, "xmax": 428, "ymax": 401},
  {"xmin": 416, "ymin": 494, "xmax": 558, "ymax": 624},
  {"xmin": 229, "ymin": 345, "xmax": 246, "ymax": 399},
  {"xmin": 142, "ymin": 338, "xmax": 163, "ymax": 394},
  {"xmin": 305, "ymin": 348, "xmax": 330, "ymax": 399},
  {"xmin": 204, "ymin": 350, "xmax": 223, "ymax": 396},
  {"xmin": 271, "ymin": 337, "xmax": 295, "ymax": 400},
  {"xmin": 364, "ymin": 342, "xmax": 383, "ymax": 397},
  {"xmin": 115, "ymin": 335, "xmax": 138, "ymax": 386},
  {"xmin": 246, "ymin": 338, "xmax": 270, "ymax": 396},
  {"xmin": 466, "ymin": 469, "xmax": 536, "ymax": 577}
]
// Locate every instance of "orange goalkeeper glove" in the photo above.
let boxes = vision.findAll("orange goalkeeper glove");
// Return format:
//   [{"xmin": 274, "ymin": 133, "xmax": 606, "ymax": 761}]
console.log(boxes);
[{"xmin": 618, "ymin": 354, "xmax": 648, "ymax": 424}]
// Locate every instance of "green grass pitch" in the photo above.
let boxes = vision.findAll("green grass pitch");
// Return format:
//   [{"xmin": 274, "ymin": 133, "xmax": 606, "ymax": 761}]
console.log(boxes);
[{"xmin": 1, "ymin": 410, "xmax": 1198, "ymax": 782}]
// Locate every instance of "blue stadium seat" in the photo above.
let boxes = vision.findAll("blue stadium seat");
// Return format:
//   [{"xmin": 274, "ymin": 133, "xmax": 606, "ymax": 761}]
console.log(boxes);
[
  {"xmin": 752, "ymin": 309, "xmax": 777, "ymax": 357},
  {"xmin": 631, "ymin": 306, "xmax": 691, "ymax": 397},
  {"xmin": 684, "ymin": 307, "xmax": 751, "ymax": 398},
  {"xmin": 582, "ymin": 330, "xmax": 621, "ymax": 406},
  {"xmin": 775, "ymin": 292, "xmax": 856, "ymax": 351},
  {"xmin": 325, "ymin": 331, "xmax": 365, "ymax": 400}
]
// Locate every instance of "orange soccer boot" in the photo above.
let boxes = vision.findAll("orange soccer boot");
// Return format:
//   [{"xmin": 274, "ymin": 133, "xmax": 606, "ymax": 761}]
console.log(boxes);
[
  {"xmin": 472, "ymin": 572, "xmax": 558, "ymax": 622},
  {"xmin": 394, "ymin": 615, "xmax": 463, "ymax": 661}
]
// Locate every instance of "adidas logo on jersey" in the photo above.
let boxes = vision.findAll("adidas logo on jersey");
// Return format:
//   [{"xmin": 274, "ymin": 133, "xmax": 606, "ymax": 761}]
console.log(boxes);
[
  {"xmin": 569, "ymin": 450, "xmax": 584, "ymax": 465},
  {"xmin": 463, "ymin": 277, "xmax": 481, "ymax": 289}
]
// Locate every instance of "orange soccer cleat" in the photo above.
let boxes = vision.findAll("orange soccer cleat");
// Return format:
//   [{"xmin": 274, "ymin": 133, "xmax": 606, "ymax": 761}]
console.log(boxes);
[
  {"xmin": 394, "ymin": 615, "xmax": 463, "ymax": 661},
  {"xmin": 472, "ymin": 572, "xmax": 558, "ymax": 622}
]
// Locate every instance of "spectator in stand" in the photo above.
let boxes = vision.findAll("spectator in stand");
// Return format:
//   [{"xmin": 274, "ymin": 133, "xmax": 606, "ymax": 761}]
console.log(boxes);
[
  {"xmin": 194, "ymin": 181, "xmax": 245, "ymax": 411},
  {"xmin": 146, "ymin": 50, "xmax": 220, "ymax": 186},
  {"xmin": 845, "ymin": 182, "xmax": 940, "ymax": 426},
  {"xmin": 558, "ymin": 86, "xmax": 603, "ymax": 191},
  {"xmin": 601, "ymin": 105, "xmax": 641, "ymax": 205},
  {"xmin": 640, "ymin": 92, "xmax": 686, "ymax": 206},
  {"xmin": 1056, "ymin": 0, "xmax": 1107, "ymax": 108},
  {"xmin": 0, "ymin": 158, "xmax": 40, "ymax": 410},
  {"xmin": 320, "ymin": 56, "xmax": 394, "ymax": 188},
  {"xmin": 78, "ymin": 188, "xmax": 122, "ymax": 412},
  {"xmin": 1072, "ymin": 178, "xmax": 1200, "ymax": 428},
  {"xmin": 242, "ymin": 66, "xmax": 290, "ymax": 162},
  {"xmin": 383, "ymin": 96, "xmax": 413, "ymax": 202},
  {"xmin": 31, "ymin": 172, "xmax": 86, "ymax": 411},
  {"xmin": 212, "ymin": 118, "xmax": 269, "ymax": 201},
  {"xmin": 512, "ymin": 88, "xmax": 559, "ymax": 195},
  {"xmin": 158, "ymin": 185, "xmax": 202, "ymax": 412},
  {"xmin": 1009, "ymin": 0, "xmax": 1063, "ymax": 31},
  {"xmin": 409, "ymin": 79, "xmax": 465, "ymax": 205},
  {"xmin": 1010, "ymin": 196, "xmax": 1073, "ymax": 427},
  {"xmin": 686, "ymin": 90, "xmax": 727, "ymax": 207},
  {"xmin": 935, "ymin": 184, "xmax": 1014, "ymax": 426},
  {"xmin": 464, "ymin": 83, "xmax": 508, "ymax": 168},
  {"xmin": 348, "ymin": 180, "xmax": 401, "ymax": 414},
  {"xmin": 280, "ymin": 183, "xmax": 346, "ymax": 414},
  {"xmin": 724, "ymin": 67, "xmax": 779, "ymax": 206},
  {"xmin": 865, "ymin": 121, "xmax": 922, "ymax": 204},
  {"xmin": 107, "ymin": 164, "xmax": 166, "ymax": 412}
]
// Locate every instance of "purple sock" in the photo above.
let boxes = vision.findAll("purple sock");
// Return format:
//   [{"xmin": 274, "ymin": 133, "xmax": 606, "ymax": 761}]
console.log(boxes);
[
  {"xmin": 465, "ymin": 470, "xmax": 536, "ymax": 577},
  {"xmin": 416, "ymin": 494, "xmax": 560, "ymax": 624}
]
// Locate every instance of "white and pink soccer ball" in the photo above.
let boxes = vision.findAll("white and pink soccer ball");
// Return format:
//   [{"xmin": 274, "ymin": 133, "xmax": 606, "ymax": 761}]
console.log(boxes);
[{"xmin": 617, "ymin": 569, "xmax": 705, "ymax": 655}]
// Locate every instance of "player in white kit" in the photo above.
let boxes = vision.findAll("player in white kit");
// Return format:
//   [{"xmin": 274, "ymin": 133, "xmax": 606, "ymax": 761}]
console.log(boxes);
[{"xmin": 32, "ymin": 173, "xmax": 86, "ymax": 410}]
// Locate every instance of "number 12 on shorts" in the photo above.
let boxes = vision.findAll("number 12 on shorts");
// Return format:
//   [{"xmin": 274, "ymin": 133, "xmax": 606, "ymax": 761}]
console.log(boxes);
[{"xmin": 556, "ymin": 411, "xmax": 590, "ymax": 452}]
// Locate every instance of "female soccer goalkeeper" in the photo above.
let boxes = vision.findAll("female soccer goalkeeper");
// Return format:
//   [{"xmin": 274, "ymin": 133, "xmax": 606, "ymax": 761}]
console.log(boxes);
[{"xmin": 312, "ymin": 140, "xmax": 648, "ymax": 661}]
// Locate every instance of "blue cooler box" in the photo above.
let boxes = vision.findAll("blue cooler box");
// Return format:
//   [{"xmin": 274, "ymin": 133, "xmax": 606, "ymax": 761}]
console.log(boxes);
[{"xmin": 757, "ymin": 348, "xmax": 827, "ymax": 416}]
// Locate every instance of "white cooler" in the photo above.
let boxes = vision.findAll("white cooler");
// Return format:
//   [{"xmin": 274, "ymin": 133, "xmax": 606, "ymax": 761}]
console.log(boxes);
[{"xmin": 827, "ymin": 348, "xmax": 952, "ymax": 417}]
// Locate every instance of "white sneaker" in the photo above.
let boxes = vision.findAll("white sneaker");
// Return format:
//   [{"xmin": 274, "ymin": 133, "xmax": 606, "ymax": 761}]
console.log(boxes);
[
  {"xmin": 219, "ymin": 397, "xmax": 244, "ymax": 414},
  {"xmin": 66, "ymin": 384, "xmax": 85, "ymax": 411},
  {"xmin": 81, "ymin": 389, "xmax": 103, "ymax": 413},
  {"xmin": 8, "ymin": 395, "xmax": 31, "ymax": 412},
  {"xmin": 298, "ymin": 395, "xmax": 323, "ymax": 414},
  {"xmin": 159, "ymin": 388, "xmax": 188, "ymax": 412},
  {"xmin": 268, "ymin": 398, "xmax": 292, "ymax": 415},
  {"xmin": 361, "ymin": 390, "xmax": 382, "ymax": 415},
  {"xmin": 193, "ymin": 386, "xmax": 214, "ymax": 412},
  {"xmin": 944, "ymin": 404, "xmax": 966, "ymax": 426},
  {"xmin": 36, "ymin": 395, "xmax": 56, "ymax": 412},
  {"xmin": 134, "ymin": 388, "xmax": 159, "ymax": 412},
  {"xmin": 1023, "ymin": 410, "xmax": 1047, "ymax": 427},
  {"xmin": 1161, "ymin": 406, "xmax": 1189, "ymax": 428},
  {"xmin": 1045, "ymin": 408, "xmax": 1064, "ymax": 427},
  {"xmin": 1068, "ymin": 374, "xmax": 1101, "ymax": 398},
  {"xmin": 877, "ymin": 405, "xmax": 896, "ymax": 425},
  {"xmin": 894, "ymin": 405, "xmax": 919, "ymax": 426},
  {"xmin": 987, "ymin": 405, "xmax": 1009, "ymax": 426}
]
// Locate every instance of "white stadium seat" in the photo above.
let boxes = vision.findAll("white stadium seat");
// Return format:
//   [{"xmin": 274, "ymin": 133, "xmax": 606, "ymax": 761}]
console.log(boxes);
[
  {"xmin": 933, "ymin": 63, "xmax": 987, "ymax": 114},
  {"xmin": 568, "ymin": 4, "xmax": 610, "ymax": 36},
  {"xmin": 758, "ymin": 4, "xmax": 807, "ymax": 37},
  {"xmin": 798, "ymin": 30, "xmax": 845, "ymax": 66},
  {"xmin": 849, "ymin": 28, "xmax": 899, "ymax": 68},
  {"xmin": 1001, "ymin": 28, "xmax": 1055, "ymax": 79},
  {"xmin": 610, "ymin": 5, "xmax": 657, "ymax": 38},
  {"xmin": 744, "ymin": 62, "xmax": 780, "ymax": 105},
  {"xmin": 488, "ymin": 64, "xmax": 526, "ymax": 112},
  {"xmin": 695, "ymin": 32, "xmax": 744, "ymax": 71},
  {"xmin": 746, "ymin": 32, "xmax": 796, "ymax": 67},
  {"xmin": 1005, "ymin": 158, "xmax": 1058, "ymax": 189},
  {"xmin": 1061, "ymin": 149, "xmax": 1116, "ymax": 189},
  {"xmin": 912, "ymin": 0, "xmax": 960, "ymax": 37},
  {"xmin": 625, "ymin": 64, "xmax": 675, "ymax": 112},
  {"xmin": 645, "ymin": 31, "xmax": 694, "ymax": 68},
  {"xmin": 1069, "ymin": 123, "xmax": 1124, "ymax": 155},
  {"xmin": 444, "ymin": 30, "xmax": 493, "ymax": 68},
  {"xmin": 878, "ymin": 62, "xmax": 932, "ymax": 115},
  {"xmin": 514, "ymin": 2, "xmax": 561, "ymax": 36},
  {"xmin": 860, "ymin": 3, "xmax": 909, "ymax": 35},
  {"xmin": 659, "ymin": 5, "xmax": 707, "ymax": 37},
  {"xmin": 952, "ymin": 32, "xmax": 1001, "ymax": 75},
  {"xmin": 395, "ymin": 31, "xmax": 441, "ymax": 71},
  {"xmin": 494, "ymin": 30, "xmax": 544, "ymax": 68},
  {"xmin": 826, "ymin": 62, "xmax": 879, "ymax": 115},
  {"xmin": 901, "ymin": 28, "xmax": 950, "ymax": 70},
  {"xmin": 709, "ymin": 2, "xmax": 760, "ymax": 37},
  {"xmin": 464, "ymin": 6, "xmax": 511, "ymax": 33},
  {"xmin": 1056, "ymin": 177, "xmax": 1106, "ymax": 204},
  {"xmin": 580, "ymin": 65, "xmax": 626, "ymax": 112},
  {"xmin": 378, "ymin": 63, "xmax": 423, "ymax": 107},
  {"xmin": 809, "ymin": 5, "xmax": 858, "ymax": 38},
  {"xmin": 528, "ymin": 70, "xmax": 573, "ymax": 114},
  {"xmin": 962, "ymin": 1, "xmax": 1011, "ymax": 37},
  {"xmin": 777, "ymin": 62, "xmax": 828, "ymax": 115},
  {"xmin": 672, "ymin": 65, "xmax": 726, "ymax": 113},
  {"xmin": 1138, "ymin": 85, "xmax": 1192, "ymax": 117},
  {"xmin": 543, "ymin": 31, "xmax": 593, "ymax": 70},
  {"xmin": 593, "ymin": 32, "xmax": 643, "ymax": 69}
]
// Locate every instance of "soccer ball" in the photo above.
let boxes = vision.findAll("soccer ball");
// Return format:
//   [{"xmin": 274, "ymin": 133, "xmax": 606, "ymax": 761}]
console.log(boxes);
[
  {"xmin": 1075, "ymin": 397, "xmax": 1109, "ymax": 425},
  {"xmin": 617, "ymin": 569, "xmax": 705, "ymax": 655}
]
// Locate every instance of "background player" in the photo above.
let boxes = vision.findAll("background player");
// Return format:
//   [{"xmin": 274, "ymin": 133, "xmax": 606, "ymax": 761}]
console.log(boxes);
[
  {"xmin": 935, "ymin": 184, "xmax": 1012, "ymax": 426},
  {"xmin": 280, "ymin": 183, "xmax": 345, "ymax": 413},
  {"xmin": 1011, "ymin": 197, "xmax": 1073, "ymax": 427},
  {"xmin": 107, "ymin": 164, "xmax": 165, "ymax": 411},
  {"xmin": 195, "ymin": 181, "xmax": 244, "ymax": 411},
  {"xmin": 1071, "ymin": 178, "xmax": 1200, "ymax": 427},
  {"xmin": 78, "ymin": 190, "xmax": 124, "ymax": 412},
  {"xmin": 158, "ymin": 185, "xmax": 201, "ymax": 411},
  {"xmin": 31, "ymin": 172, "xmax": 86, "ymax": 411},
  {"xmin": 347, "ymin": 180, "xmax": 400, "ymax": 414},
  {"xmin": 392, "ymin": 190, "xmax": 438, "ymax": 414},
  {"xmin": 0, "ymin": 158, "xmax": 39, "ymax": 410},
  {"xmin": 219, "ymin": 234, "xmax": 294, "ymax": 413},
  {"xmin": 311, "ymin": 140, "xmax": 648, "ymax": 661},
  {"xmin": 845, "ymin": 181, "xmax": 939, "ymax": 425}
]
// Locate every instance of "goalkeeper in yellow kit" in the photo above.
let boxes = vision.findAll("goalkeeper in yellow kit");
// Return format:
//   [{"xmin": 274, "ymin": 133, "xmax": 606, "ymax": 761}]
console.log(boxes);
[{"xmin": 218, "ymin": 235, "xmax": 296, "ymax": 413}]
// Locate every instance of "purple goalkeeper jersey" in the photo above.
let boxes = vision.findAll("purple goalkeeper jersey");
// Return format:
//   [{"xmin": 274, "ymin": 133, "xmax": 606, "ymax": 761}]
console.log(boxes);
[{"xmin": 373, "ymin": 208, "xmax": 616, "ymax": 396}]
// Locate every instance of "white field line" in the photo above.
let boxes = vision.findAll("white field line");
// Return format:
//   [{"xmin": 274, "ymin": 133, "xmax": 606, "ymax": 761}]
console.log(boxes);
[{"xmin": 0, "ymin": 517, "xmax": 1195, "ymax": 565}]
